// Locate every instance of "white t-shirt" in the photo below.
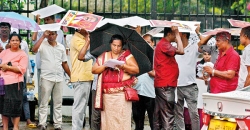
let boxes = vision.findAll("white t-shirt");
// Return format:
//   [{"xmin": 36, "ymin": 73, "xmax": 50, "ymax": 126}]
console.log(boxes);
[
  {"xmin": 175, "ymin": 34, "xmax": 200, "ymax": 86},
  {"xmin": 0, "ymin": 39, "xmax": 8, "ymax": 49},
  {"xmin": 238, "ymin": 44, "xmax": 250, "ymax": 89}
]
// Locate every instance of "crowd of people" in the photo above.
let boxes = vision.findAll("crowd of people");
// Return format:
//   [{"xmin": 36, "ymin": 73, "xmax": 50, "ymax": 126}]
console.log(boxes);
[{"xmin": 0, "ymin": 13, "xmax": 249, "ymax": 130}]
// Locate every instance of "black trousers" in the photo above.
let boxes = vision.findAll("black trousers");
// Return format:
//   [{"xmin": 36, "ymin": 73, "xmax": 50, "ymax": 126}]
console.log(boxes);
[
  {"xmin": 153, "ymin": 87, "xmax": 176, "ymax": 130},
  {"xmin": 90, "ymin": 90, "xmax": 101, "ymax": 130},
  {"xmin": 132, "ymin": 95, "xmax": 155, "ymax": 130}
]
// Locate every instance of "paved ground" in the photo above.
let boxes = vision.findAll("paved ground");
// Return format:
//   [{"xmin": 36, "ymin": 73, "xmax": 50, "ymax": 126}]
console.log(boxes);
[{"xmin": 17, "ymin": 119, "xmax": 151, "ymax": 130}]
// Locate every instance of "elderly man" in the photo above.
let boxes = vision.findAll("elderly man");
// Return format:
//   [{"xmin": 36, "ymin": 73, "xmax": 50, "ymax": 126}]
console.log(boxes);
[{"xmin": 204, "ymin": 31, "xmax": 240, "ymax": 93}]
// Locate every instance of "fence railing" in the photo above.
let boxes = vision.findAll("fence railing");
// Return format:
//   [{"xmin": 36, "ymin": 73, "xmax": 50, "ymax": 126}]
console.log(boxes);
[{"xmin": 1, "ymin": 0, "xmax": 250, "ymax": 48}]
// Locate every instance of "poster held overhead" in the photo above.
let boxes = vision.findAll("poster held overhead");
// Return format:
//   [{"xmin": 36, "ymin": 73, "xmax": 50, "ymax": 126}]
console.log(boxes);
[
  {"xmin": 60, "ymin": 10, "xmax": 103, "ymax": 32},
  {"xmin": 31, "ymin": 4, "xmax": 65, "ymax": 19},
  {"xmin": 149, "ymin": 20, "xmax": 182, "ymax": 27},
  {"xmin": 228, "ymin": 19, "xmax": 250, "ymax": 28}
]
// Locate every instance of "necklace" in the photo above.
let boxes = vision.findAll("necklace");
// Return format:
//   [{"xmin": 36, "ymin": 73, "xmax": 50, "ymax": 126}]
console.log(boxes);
[{"xmin": 110, "ymin": 51, "xmax": 123, "ymax": 59}]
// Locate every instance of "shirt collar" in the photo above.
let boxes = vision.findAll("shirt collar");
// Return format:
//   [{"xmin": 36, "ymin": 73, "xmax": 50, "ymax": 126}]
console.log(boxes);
[
  {"xmin": 161, "ymin": 37, "xmax": 170, "ymax": 43},
  {"xmin": 219, "ymin": 46, "xmax": 234, "ymax": 56},
  {"xmin": 244, "ymin": 44, "xmax": 250, "ymax": 50},
  {"xmin": 0, "ymin": 38, "xmax": 8, "ymax": 44}
]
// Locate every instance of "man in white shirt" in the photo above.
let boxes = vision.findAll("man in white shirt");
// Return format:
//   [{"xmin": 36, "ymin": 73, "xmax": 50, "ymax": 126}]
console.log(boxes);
[
  {"xmin": 0, "ymin": 22, "xmax": 9, "ymax": 127},
  {"xmin": 32, "ymin": 14, "xmax": 65, "ymax": 100},
  {"xmin": 0, "ymin": 22, "xmax": 11, "ymax": 52},
  {"xmin": 32, "ymin": 30, "xmax": 70, "ymax": 130},
  {"xmin": 32, "ymin": 15, "xmax": 65, "ymax": 124},
  {"xmin": 238, "ymin": 26, "xmax": 250, "ymax": 89},
  {"xmin": 0, "ymin": 22, "xmax": 10, "ymax": 128},
  {"xmin": 175, "ymin": 32, "xmax": 203, "ymax": 130}
]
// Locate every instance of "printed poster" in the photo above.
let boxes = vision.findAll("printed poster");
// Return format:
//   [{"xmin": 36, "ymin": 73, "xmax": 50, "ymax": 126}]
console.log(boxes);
[
  {"xmin": 60, "ymin": 10, "xmax": 103, "ymax": 31},
  {"xmin": 202, "ymin": 28, "xmax": 240, "ymax": 36},
  {"xmin": 228, "ymin": 19, "xmax": 250, "ymax": 28},
  {"xmin": 150, "ymin": 20, "xmax": 180, "ymax": 27}
]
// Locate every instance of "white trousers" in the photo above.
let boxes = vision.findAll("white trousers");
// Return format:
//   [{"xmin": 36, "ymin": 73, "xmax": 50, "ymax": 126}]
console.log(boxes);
[{"xmin": 38, "ymin": 78, "xmax": 64, "ymax": 128}]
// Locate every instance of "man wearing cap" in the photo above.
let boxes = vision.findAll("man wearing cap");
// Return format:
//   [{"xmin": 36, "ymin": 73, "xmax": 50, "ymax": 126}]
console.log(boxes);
[
  {"xmin": 153, "ymin": 26, "xmax": 184, "ymax": 130},
  {"xmin": 204, "ymin": 31, "xmax": 240, "ymax": 93},
  {"xmin": 32, "ymin": 30, "xmax": 70, "ymax": 130},
  {"xmin": 237, "ymin": 26, "xmax": 250, "ymax": 89},
  {"xmin": 70, "ymin": 28, "xmax": 93, "ymax": 130},
  {"xmin": 174, "ymin": 28, "xmax": 206, "ymax": 130}
]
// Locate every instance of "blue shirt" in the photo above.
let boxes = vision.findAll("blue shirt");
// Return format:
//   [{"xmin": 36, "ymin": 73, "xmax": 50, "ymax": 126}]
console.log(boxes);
[
  {"xmin": 134, "ymin": 73, "xmax": 155, "ymax": 98},
  {"xmin": 83, "ymin": 50, "xmax": 97, "ymax": 90}
]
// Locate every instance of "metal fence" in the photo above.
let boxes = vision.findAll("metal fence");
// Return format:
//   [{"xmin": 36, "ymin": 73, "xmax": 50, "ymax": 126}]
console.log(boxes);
[{"xmin": 1, "ymin": 0, "xmax": 250, "ymax": 42}]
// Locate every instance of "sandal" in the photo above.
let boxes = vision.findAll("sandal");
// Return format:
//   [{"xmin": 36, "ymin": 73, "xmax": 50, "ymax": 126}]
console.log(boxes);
[{"xmin": 27, "ymin": 123, "xmax": 37, "ymax": 128}]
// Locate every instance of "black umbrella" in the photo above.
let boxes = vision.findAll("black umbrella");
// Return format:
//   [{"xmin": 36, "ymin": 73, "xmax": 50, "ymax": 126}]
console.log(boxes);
[{"xmin": 90, "ymin": 23, "xmax": 154, "ymax": 76}]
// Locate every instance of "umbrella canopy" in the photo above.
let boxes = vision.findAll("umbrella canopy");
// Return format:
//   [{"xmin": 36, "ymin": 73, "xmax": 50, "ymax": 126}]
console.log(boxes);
[
  {"xmin": 90, "ymin": 23, "xmax": 154, "ymax": 76},
  {"xmin": 0, "ymin": 12, "xmax": 40, "ymax": 31}
]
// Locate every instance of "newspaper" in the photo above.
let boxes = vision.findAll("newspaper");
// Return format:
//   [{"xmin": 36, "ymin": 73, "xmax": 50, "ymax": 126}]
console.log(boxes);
[{"xmin": 104, "ymin": 59, "xmax": 125, "ymax": 68}]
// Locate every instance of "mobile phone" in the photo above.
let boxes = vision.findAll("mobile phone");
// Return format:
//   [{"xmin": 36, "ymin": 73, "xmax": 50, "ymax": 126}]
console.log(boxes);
[{"xmin": 7, "ymin": 62, "xmax": 12, "ymax": 66}]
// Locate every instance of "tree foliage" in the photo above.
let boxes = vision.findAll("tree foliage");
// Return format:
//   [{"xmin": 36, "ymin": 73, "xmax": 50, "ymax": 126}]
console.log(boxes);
[{"xmin": 0, "ymin": 0, "xmax": 25, "ymax": 10}]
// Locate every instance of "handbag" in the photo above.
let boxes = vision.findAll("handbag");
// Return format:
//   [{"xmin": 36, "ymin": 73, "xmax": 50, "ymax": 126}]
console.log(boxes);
[
  {"xmin": 124, "ymin": 87, "xmax": 139, "ymax": 101},
  {"xmin": 0, "ymin": 77, "xmax": 5, "ymax": 96}
]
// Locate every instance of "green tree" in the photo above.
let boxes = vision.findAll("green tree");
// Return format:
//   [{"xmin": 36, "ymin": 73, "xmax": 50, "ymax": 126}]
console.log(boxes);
[
  {"xmin": 0, "ymin": 0, "xmax": 25, "ymax": 10},
  {"xmin": 231, "ymin": 0, "xmax": 250, "ymax": 21}
]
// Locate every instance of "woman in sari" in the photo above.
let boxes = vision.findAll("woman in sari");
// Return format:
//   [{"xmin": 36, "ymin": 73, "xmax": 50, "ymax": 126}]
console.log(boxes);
[{"xmin": 92, "ymin": 34, "xmax": 139, "ymax": 130}]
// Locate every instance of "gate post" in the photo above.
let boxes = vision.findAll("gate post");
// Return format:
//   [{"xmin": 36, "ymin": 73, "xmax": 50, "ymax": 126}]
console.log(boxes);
[{"xmin": 151, "ymin": 0, "xmax": 157, "ymax": 19}]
